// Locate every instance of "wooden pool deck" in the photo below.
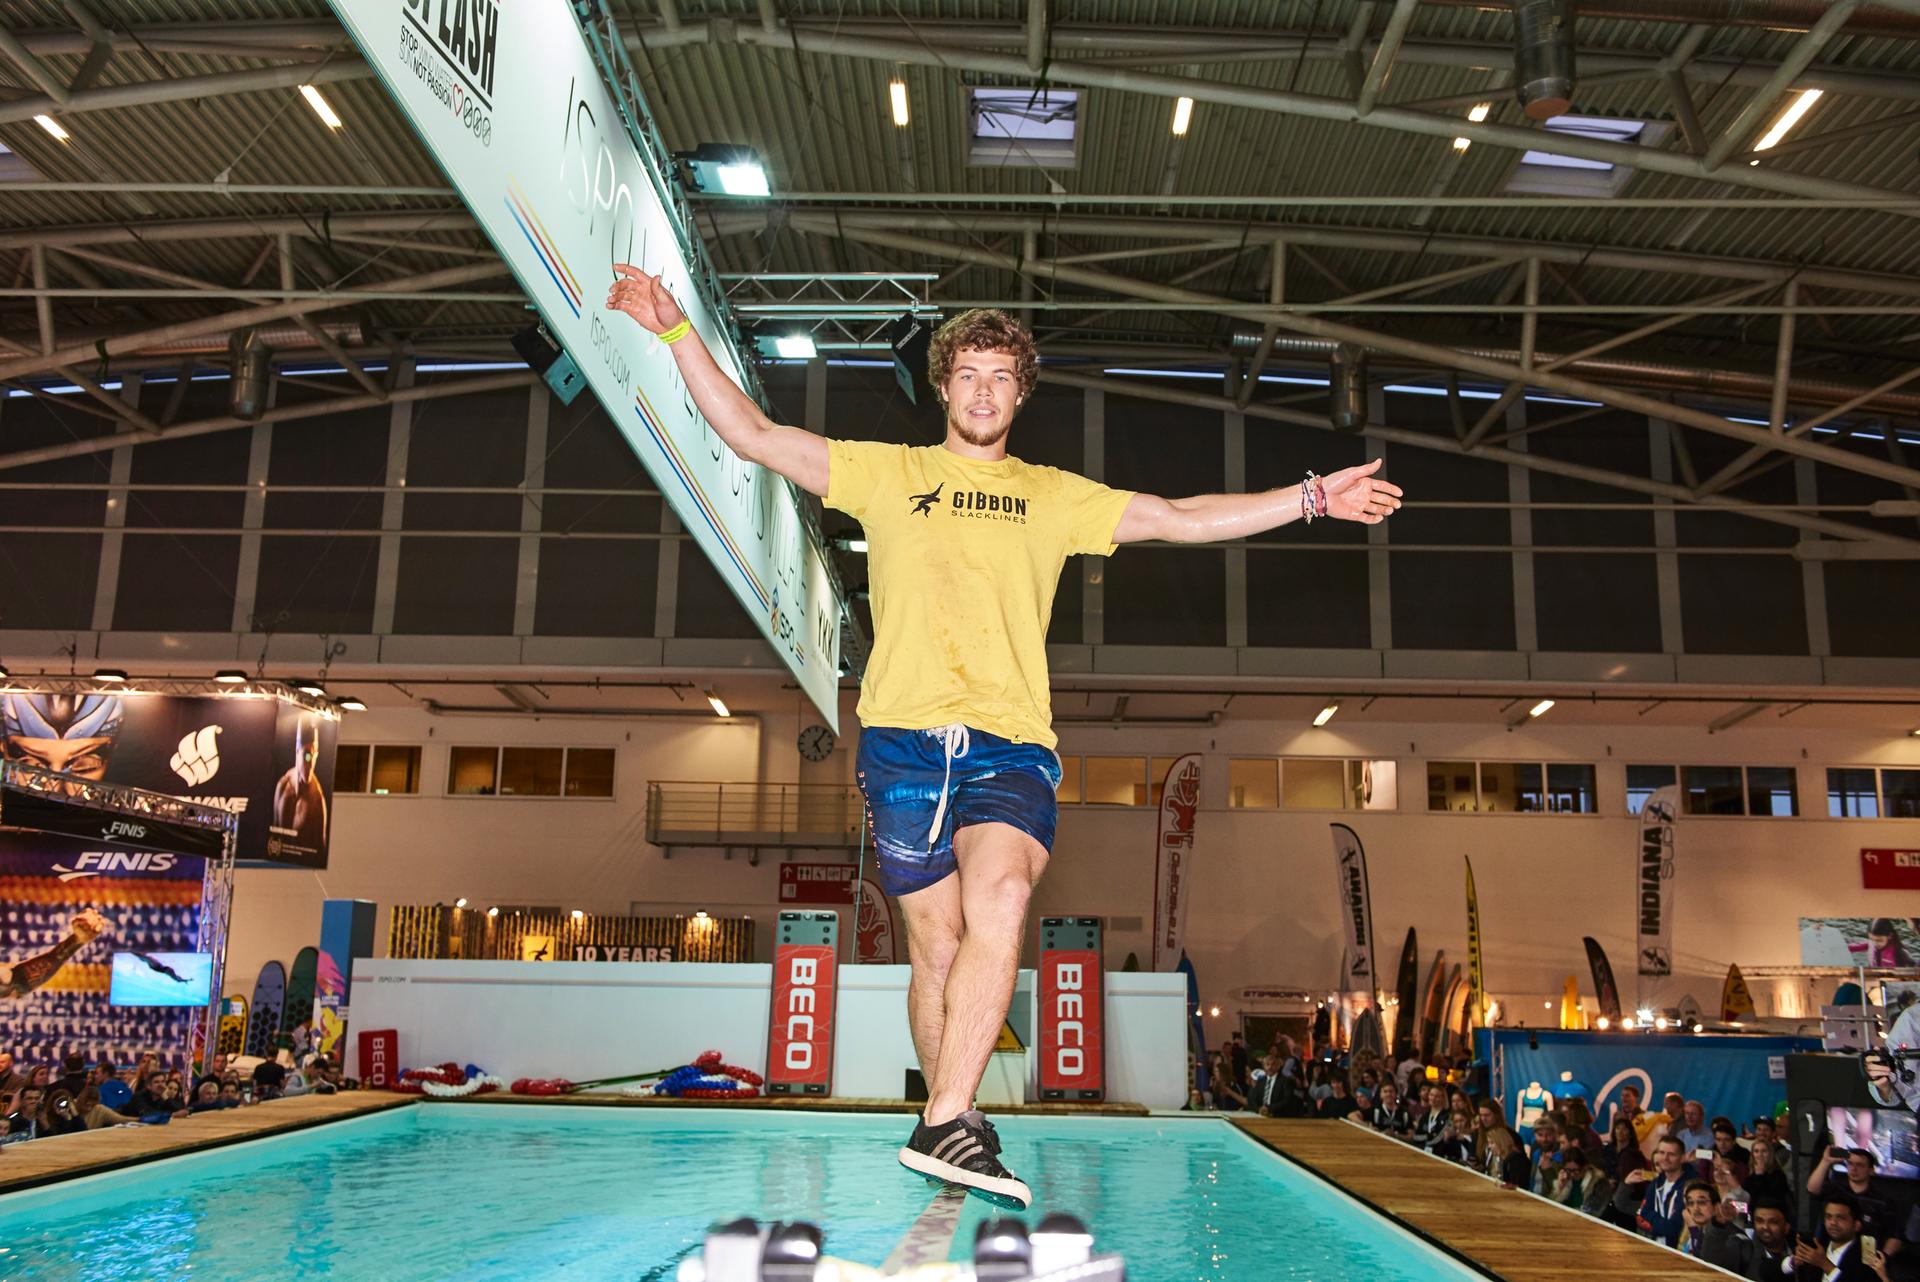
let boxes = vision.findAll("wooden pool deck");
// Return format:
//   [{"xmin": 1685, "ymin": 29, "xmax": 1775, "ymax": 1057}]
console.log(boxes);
[
  {"xmin": 0, "ymin": 1091, "xmax": 412, "ymax": 1196},
  {"xmin": 1234, "ymin": 1119, "xmax": 1724, "ymax": 1282}
]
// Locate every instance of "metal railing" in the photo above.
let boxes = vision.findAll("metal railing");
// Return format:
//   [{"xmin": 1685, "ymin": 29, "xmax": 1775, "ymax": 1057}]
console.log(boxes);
[{"xmin": 646, "ymin": 781, "xmax": 865, "ymax": 848}]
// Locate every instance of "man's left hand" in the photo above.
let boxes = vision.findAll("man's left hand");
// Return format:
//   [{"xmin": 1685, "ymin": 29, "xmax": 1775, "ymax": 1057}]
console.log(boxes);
[
  {"xmin": 70, "ymin": 909, "xmax": 111, "ymax": 943},
  {"xmin": 1323, "ymin": 458, "xmax": 1404, "ymax": 524}
]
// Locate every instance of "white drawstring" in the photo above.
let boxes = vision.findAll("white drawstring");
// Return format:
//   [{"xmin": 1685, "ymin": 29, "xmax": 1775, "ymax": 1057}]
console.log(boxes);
[{"xmin": 924, "ymin": 723, "xmax": 970, "ymax": 848}]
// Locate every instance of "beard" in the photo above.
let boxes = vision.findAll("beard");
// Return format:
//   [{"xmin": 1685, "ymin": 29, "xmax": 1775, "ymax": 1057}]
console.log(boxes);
[{"xmin": 948, "ymin": 404, "xmax": 1012, "ymax": 448}]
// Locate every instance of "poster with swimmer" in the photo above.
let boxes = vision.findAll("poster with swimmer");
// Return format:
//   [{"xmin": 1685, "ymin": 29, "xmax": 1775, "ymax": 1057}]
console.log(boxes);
[{"xmin": 1798, "ymin": 917, "xmax": 1920, "ymax": 968}]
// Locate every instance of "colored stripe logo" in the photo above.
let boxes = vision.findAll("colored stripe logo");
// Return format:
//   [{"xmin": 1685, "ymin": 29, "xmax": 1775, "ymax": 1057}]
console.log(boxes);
[
  {"xmin": 504, "ymin": 181, "xmax": 582, "ymax": 317},
  {"xmin": 632, "ymin": 387, "xmax": 770, "ymax": 610}
]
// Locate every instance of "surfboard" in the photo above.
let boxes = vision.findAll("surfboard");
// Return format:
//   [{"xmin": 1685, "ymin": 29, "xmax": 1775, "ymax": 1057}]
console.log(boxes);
[
  {"xmin": 1351, "ymin": 1007, "xmax": 1385, "ymax": 1060},
  {"xmin": 1435, "ymin": 975, "xmax": 1464, "ymax": 1060},
  {"xmin": 1417, "ymin": 949, "xmax": 1448, "ymax": 1060},
  {"xmin": 1560, "ymin": 975, "xmax": 1581, "ymax": 1029},
  {"xmin": 283, "ymin": 946, "xmax": 319, "ymax": 1048},
  {"xmin": 1442, "ymin": 973, "xmax": 1472, "ymax": 1060},
  {"xmin": 216, "ymin": 994, "xmax": 248, "ymax": 1058},
  {"xmin": 1391, "ymin": 928, "xmax": 1419, "ymax": 1061},
  {"xmin": 245, "ymin": 960, "xmax": 285, "ymax": 1059}
]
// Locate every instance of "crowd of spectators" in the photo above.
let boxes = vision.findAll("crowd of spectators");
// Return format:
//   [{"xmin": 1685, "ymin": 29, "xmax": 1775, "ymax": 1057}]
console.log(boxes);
[
  {"xmin": 1191, "ymin": 1035, "xmax": 1918, "ymax": 1280},
  {"xmin": 0, "ymin": 1046, "xmax": 348, "ymax": 1149}
]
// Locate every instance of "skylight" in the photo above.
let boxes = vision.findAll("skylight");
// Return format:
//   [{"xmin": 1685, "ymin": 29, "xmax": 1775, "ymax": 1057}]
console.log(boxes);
[
  {"xmin": 969, "ymin": 87, "xmax": 1080, "ymax": 169},
  {"xmin": 1506, "ymin": 115, "xmax": 1668, "ymax": 197}
]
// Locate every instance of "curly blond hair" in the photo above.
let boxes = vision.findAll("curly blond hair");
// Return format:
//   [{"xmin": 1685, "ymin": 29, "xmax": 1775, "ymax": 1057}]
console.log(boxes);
[{"xmin": 926, "ymin": 309, "xmax": 1038, "ymax": 404}]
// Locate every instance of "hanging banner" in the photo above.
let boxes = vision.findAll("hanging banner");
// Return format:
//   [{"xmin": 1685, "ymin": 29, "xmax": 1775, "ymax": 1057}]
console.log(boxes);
[
  {"xmin": 1149, "ymin": 753, "xmax": 1202, "ymax": 972},
  {"xmin": 1465, "ymin": 857, "xmax": 1487, "ymax": 1030},
  {"xmin": 1635, "ymin": 785, "xmax": 1679, "ymax": 980},
  {"xmin": 1584, "ymin": 936, "xmax": 1623, "ymax": 1023},
  {"xmin": 1861, "ymin": 849, "xmax": 1920, "ymax": 891},
  {"xmin": 326, "ymin": 0, "xmax": 842, "ymax": 723},
  {"xmin": 1330, "ymin": 823, "xmax": 1378, "ymax": 1000},
  {"xmin": 853, "ymin": 875, "xmax": 898, "ymax": 965},
  {"xmin": 0, "ymin": 691, "xmax": 335, "ymax": 867}
]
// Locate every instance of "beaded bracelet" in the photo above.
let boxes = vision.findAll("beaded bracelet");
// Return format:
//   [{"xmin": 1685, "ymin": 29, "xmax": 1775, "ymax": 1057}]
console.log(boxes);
[
  {"xmin": 1302, "ymin": 470, "xmax": 1322, "ymax": 523},
  {"xmin": 659, "ymin": 319, "xmax": 692, "ymax": 346}
]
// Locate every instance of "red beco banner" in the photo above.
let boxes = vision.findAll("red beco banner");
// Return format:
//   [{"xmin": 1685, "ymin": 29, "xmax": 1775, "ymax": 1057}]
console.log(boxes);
[
  {"xmin": 779, "ymin": 862, "xmax": 855, "ymax": 904},
  {"xmin": 1862, "ymin": 848, "xmax": 1920, "ymax": 891},
  {"xmin": 357, "ymin": 1028, "xmax": 398, "ymax": 1088},
  {"xmin": 1039, "ymin": 949, "xmax": 1105, "ymax": 1099},
  {"xmin": 766, "ymin": 911, "xmax": 838, "ymax": 1095}
]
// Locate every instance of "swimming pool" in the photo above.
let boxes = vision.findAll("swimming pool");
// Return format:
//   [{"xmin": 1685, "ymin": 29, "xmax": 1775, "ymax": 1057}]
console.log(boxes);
[{"xmin": 0, "ymin": 1104, "xmax": 1488, "ymax": 1281}]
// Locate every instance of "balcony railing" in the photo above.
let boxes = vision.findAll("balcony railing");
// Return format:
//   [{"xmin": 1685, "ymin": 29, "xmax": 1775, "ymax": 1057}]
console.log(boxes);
[{"xmin": 646, "ymin": 781, "xmax": 865, "ymax": 848}]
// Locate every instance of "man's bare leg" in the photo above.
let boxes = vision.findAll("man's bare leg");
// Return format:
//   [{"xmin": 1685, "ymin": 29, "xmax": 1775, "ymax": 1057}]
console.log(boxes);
[
  {"xmin": 896, "ymin": 873, "xmax": 964, "ymax": 1087},
  {"xmin": 923, "ymin": 822, "xmax": 1047, "ymax": 1126}
]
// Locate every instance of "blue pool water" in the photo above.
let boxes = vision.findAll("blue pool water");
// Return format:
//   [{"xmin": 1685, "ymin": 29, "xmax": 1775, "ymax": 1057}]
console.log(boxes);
[{"xmin": 0, "ymin": 1105, "xmax": 1485, "ymax": 1281}]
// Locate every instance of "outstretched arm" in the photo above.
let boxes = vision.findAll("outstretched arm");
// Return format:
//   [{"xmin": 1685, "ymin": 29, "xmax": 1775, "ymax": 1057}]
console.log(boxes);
[
  {"xmin": 0, "ymin": 910, "xmax": 109, "ymax": 998},
  {"xmin": 604, "ymin": 266, "xmax": 828, "ymax": 497},
  {"xmin": 1114, "ymin": 458, "xmax": 1402, "ymax": 544}
]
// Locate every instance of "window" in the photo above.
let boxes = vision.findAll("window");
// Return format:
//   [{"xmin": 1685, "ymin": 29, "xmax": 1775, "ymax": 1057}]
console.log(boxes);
[
  {"xmin": 450, "ymin": 746, "xmax": 611, "ymax": 798},
  {"xmin": 1056, "ymin": 755, "xmax": 1082, "ymax": 804},
  {"xmin": 1828, "ymin": 768, "xmax": 1880, "ymax": 819},
  {"xmin": 969, "ymin": 86, "xmax": 1079, "ymax": 168},
  {"xmin": 1675, "ymin": 765, "xmax": 1797, "ymax": 817},
  {"xmin": 449, "ymin": 747, "xmax": 498, "ymax": 795},
  {"xmin": 1505, "ymin": 114, "xmax": 1670, "ymax": 198},
  {"xmin": 369, "ymin": 745, "xmax": 422, "ymax": 795},
  {"xmin": 335, "ymin": 744, "xmax": 371, "ymax": 793},
  {"xmin": 1149, "ymin": 756, "xmax": 1190, "ymax": 806},
  {"xmin": 564, "ymin": 748, "xmax": 615, "ymax": 798},
  {"xmin": 1885, "ymin": 769, "xmax": 1920, "ymax": 819},
  {"xmin": 1430, "ymin": 761, "xmax": 1595, "ymax": 813},
  {"xmin": 500, "ymin": 747, "xmax": 563, "ymax": 797},
  {"xmin": 1083, "ymin": 756, "xmax": 1146, "ymax": 806},
  {"xmin": 1284, "ymin": 759, "xmax": 1348, "ymax": 810},
  {"xmin": 1352, "ymin": 760, "xmax": 1398, "ymax": 811},
  {"xmin": 1428, "ymin": 761, "xmax": 1480, "ymax": 812},
  {"xmin": 1626, "ymin": 765, "xmax": 1677, "ymax": 815},
  {"xmin": 1229, "ymin": 759, "xmax": 1278, "ymax": 809},
  {"xmin": 1828, "ymin": 767, "xmax": 1920, "ymax": 820}
]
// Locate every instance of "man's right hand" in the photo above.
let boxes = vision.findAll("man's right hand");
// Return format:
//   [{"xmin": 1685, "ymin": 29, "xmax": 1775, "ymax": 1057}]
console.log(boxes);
[
  {"xmin": 606, "ymin": 265, "xmax": 687, "ymax": 336},
  {"xmin": 70, "ymin": 909, "xmax": 111, "ymax": 943},
  {"xmin": 1624, "ymin": 1168, "xmax": 1651, "ymax": 1184}
]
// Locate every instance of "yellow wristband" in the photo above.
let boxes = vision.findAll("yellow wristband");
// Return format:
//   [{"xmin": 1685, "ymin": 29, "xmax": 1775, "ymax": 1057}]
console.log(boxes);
[{"xmin": 659, "ymin": 319, "xmax": 692, "ymax": 346}]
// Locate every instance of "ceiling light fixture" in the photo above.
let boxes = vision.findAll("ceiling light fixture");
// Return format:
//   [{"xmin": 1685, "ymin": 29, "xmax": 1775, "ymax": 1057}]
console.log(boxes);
[
  {"xmin": 706, "ymin": 688, "xmax": 731, "ymax": 718},
  {"xmin": 1452, "ymin": 136, "xmax": 1471, "ymax": 152},
  {"xmin": 1529, "ymin": 699, "xmax": 1556, "ymax": 718},
  {"xmin": 93, "ymin": 668, "xmax": 127, "ymax": 683},
  {"xmin": 1313, "ymin": 701, "xmax": 1339, "ymax": 727},
  {"xmin": 213, "ymin": 670, "xmax": 247, "ymax": 684},
  {"xmin": 1468, "ymin": 103, "xmax": 1492, "ymax": 123},
  {"xmin": 299, "ymin": 84, "xmax": 344, "ymax": 129},
  {"xmin": 889, "ymin": 79, "xmax": 910, "ymax": 128},
  {"xmin": 1171, "ymin": 96, "xmax": 1194, "ymax": 137},
  {"xmin": 336, "ymin": 696, "xmax": 367, "ymax": 712},
  {"xmin": 1752, "ymin": 87, "xmax": 1822, "ymax": 155},
  {"xmin": 295, "ymin": 678, "xmax": 325, "ymax": 696},
  {"xmin": 34, "ymin": 114, "xmax": 69, "ymax": 142}
]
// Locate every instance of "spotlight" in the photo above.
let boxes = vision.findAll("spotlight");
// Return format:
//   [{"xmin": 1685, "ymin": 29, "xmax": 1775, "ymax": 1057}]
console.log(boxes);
[
  {"xmin": 93, "ymin": 668, "xmax": 127, "ymax": 683},
  {"xmin": 1620, "ymin": 1018, "xmax": 1635, "ymax": 1030},
  {"xmin": 1635, "ymin": 1007, "xmax": 1655, "ymax": 1024},
  {"xmin": 1544, "ymin": 1001, "xmax": 1553, "ymax": 1010},
  {"xmin": 677, "ymin": 143, "xmax": 770, "ymax": 196},
  {"xmin": 455, "ymin": 898, "xmax": 468, "ymax": 908},
  {"xmin": 1208, "ymin": 1005, "xmax": 1220, "ymax": 1017},
  {"xmin": 774, "ymin": 333, "xmax": 817, "ymax": 360},
  {"xmin": 213, "ymin": 670, "xmax": 247, "ymax": 684},
  {"xmin": 34, "ymin": 114, "xmax": 70, "ymax": 142},
  {"xmin": 1691, "ymin": 1022, "xmax": 1704, "ymax": 1034},
  {"xmin": 336, "ymin": 696, "xmax": 367, "ymax": 712},
  {"xmin": 570, "ymin": 909, "xmax": 584, "ymax": 920},
  {"xmin": 486, "ymin": 906, "xmax": 499, "ymax": 918},
  {"xmin": 294, "ymin": 678, "xmax": 325, "ymax": 696},
  {"xmin": 1654, "ymin": 1016, "xmax": 1669, "ymax": 1030},
  {"xmin": 705, "ymin": 688, "xmax": 731, "ymax": 718},
  {"xmin": 1595, "ymin": 1016, "xmax": 1610, "ymax": 1030},
  {"xmin": 695, "ymin": 910, "xmax": 710, "ymax": 920},
  {"xmin": 1313, "ymin": 701, "xmax": 1339, "ymax": 727},
  {"xmin": 299, "ymin": 84, "xmax": 344, "ymax": 129},
  {"xmin": 510, "ymin": 322, "xmax": 587, "ymax": 406}
]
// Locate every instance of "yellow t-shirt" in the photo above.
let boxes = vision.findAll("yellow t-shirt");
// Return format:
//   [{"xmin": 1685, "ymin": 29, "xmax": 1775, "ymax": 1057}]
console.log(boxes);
[{"xmin": 827, "ymin": 441, "xmax": 1135, "ymax": 748}]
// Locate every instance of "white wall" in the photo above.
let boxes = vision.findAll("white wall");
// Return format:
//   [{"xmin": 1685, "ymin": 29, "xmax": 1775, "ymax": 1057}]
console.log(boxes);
[{"xmin": 226, "ymin": 702, "xmax": 1920, "ymax": 1033}]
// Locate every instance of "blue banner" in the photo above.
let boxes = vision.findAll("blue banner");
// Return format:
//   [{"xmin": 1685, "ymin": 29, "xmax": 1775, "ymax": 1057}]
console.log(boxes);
[{"xmin": 1479, "ymin": 1028, "xmax": 1818, "ymax": 1138}]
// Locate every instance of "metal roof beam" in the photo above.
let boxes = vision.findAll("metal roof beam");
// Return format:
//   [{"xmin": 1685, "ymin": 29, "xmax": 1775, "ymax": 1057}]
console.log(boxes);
[
  {"xmin": 1355, "ymin": 0, "xmax": 1421, "ymax": 116},
  {"xmin": 724, "ymin": 25, "xmax": 1919, "ymax": 211},
  {"xmin": 0, "ymin": 211, "xmax": 477, "ymax": 252},
  {"xmin": 784, "ymin": 215, "xmax": 1920, "ymax": 497},
  {"xmin": 0, "ymin": 28, "xmax": 72, "ymax": 104},
  {"xmin": 1702, "ymin": 1, "xmax": 1860, "ymax": 171},
  {"xmin": 0, "ymin": 58, "xmax": 372, "ymax": 129}
]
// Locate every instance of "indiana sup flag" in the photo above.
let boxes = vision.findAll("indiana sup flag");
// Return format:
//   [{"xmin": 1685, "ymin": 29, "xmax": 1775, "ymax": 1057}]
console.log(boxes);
[
  {"xmin": 1636, "ymin": 785, "xmax": 1679, "ymax": 979},
  {"xmin": 1331, "ymin": 824, "xmax": 1379, "ymax": 998},
  {"xmin": 1150, "ymin": 754, "xmax": 1202, "ymax": 972}
]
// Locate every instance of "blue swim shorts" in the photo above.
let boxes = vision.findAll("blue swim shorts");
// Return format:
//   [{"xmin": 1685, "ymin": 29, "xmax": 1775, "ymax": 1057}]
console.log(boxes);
[{"xmin": 854, "ymin": 724, "xmax": 1062, "ymax": 898}]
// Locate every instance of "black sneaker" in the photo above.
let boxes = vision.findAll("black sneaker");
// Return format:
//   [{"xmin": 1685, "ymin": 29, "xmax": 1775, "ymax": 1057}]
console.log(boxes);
[{"xmin": 898, "ymin": 1109, "xmax": 1032, "ymax": 1208}]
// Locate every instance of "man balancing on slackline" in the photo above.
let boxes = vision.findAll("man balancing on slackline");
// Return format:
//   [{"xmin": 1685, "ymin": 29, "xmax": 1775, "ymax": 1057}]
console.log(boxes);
[{"xmin": 607, "ymin": 269, "xmax": 1403, "ymax": 1206}]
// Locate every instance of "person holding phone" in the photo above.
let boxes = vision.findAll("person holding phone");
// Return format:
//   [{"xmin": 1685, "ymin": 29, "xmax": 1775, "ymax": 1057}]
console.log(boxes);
[
  {"xmin": 1614, "ymin": 1135, "xmax": 1694, "ymax": 1247},
  {"xmin": 1808, "ymin": 1147, "xmax": 1900, "ymax": 1254},
  {"xmin": 1789, "ymin": 1195, "xmax": 1879, "ymax": 1279},
  {"xmin": 1677, "ymin": 1180, "xmax": 1749, "ymax": 1266}
]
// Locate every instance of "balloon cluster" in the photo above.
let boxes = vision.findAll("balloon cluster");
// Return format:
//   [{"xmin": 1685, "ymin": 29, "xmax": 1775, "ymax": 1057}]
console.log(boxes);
[{"xmin": 646, "ymin": 1050, "xmax": 764, "ymax": 1100}]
